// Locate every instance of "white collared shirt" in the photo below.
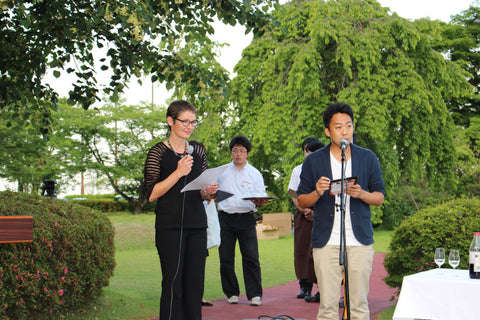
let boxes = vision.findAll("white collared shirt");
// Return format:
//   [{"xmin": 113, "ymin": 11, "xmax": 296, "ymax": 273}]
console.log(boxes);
[
  {"xmin": 217, "ymin": 161, "xmax": 266, "ymax": 214},
  {"xmin": 288, "ymin": 164, "xmax": 302, "ymax": 193}
]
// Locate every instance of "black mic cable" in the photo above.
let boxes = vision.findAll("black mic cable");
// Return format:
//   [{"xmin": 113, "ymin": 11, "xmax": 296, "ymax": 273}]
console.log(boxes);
[{"xmin": 168, "ymin": 143, "xmax": 193, "ymax": 320}]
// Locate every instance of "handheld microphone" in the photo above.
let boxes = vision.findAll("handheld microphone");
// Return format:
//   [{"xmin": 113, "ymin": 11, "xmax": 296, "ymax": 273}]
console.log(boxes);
[
  {"xmin": 186, "ymin": 144, "xmax": 194, "ymax": 156},
  {"xmin": 339, "ymin": 139, "xmax": 349, "ymax": 150}
]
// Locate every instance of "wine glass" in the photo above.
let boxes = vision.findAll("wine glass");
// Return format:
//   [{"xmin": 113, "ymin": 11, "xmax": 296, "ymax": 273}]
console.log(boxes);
[
  {"xmin": 434, "ymin": 247, "xmax": 445, "ymax": 268},
  {"xmin": 449, "ymin": 249, "xmax": 460, "ymax": 269}
]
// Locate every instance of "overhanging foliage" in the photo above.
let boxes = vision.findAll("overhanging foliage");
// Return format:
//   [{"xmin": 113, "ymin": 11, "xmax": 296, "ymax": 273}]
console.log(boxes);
[
  {"xmin": 228, "ymin": 0, "xmax": 473, "ymax": 212},
  {"xmin": 0, "ymin": 0, "xmax": 279, "ymax": 133}
]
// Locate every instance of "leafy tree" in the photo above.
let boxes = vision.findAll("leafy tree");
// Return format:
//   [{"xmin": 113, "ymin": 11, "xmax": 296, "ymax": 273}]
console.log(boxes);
[
  {"xmin": 167, "ymin": 38, "xmax": 245, "ymax": 169},
  {"xmin": 438, "ymin": 1, "xmax": 480, "ymax": 127},
  {"xmin": 227, "ymin": 0, "xmax": 473, "ymax": 220},
  {"xmin": 0, "ymin": 106, "xmax": 59, "ymax": 192},
  {"xmin": 0, "ymin": 0, "xmax": 278, "ymax": 133},
  {"xmin": 50, "ymin": 99, "xmax": 166, "ymax": 213},
  {"xmin": 453, "ymin": 116, "xmax": 480, "ymax": 197}
]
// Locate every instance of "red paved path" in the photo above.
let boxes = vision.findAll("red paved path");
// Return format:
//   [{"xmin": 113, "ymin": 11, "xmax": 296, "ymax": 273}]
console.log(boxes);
[
  {"xmin": 150, "ymin": 253, "xmax": 397, "ymax": 320},
  {"xmin": 200, "ymin": 253, "xmax": 397, "ymax": 320}
]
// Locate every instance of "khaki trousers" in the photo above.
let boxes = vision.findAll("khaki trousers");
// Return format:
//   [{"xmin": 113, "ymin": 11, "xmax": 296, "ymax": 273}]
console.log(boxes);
[{"xmin": 312, "ymin": 245, "xmax": 374, "ymax": 320}]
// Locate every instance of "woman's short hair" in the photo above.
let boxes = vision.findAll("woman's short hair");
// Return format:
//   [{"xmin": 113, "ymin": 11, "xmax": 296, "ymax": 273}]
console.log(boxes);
[{"xmin": 166, "ymin": 100, "xmax": 197, "ymax": 130}]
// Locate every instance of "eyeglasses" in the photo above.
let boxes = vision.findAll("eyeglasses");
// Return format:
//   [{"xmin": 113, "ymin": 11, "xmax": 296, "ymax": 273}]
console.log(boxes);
[
  {"xmin": 173, "ymin": 117, "xmax": 198, "ymax": 128},
  {"xmin": 231, "ymin": 148, "xmax": 248, "ymax": 154}
]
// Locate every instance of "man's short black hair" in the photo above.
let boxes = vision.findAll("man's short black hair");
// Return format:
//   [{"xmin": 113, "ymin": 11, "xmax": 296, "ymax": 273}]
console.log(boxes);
[
  {"xmin": 323, "ymin": 102, "xmax": 354, "ymax": 129},
  {"xmin": 301, "ymin": 137, "xmax": 319, "ymax": 151},
  {"xmin": 306, "ymin": 141, "xmax": 325, "ymax": 153},
  {"xmin": 229, "ymin": 134, "xmax": 252, "ymax": 152}
]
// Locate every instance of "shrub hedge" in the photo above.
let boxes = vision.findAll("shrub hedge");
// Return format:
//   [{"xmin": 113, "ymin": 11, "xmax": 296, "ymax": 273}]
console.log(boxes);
[
  {"xmin": 65, "ymin": 194, "xmax": 156, "ymax": 213},
  {"xmin": 0, "ymin": 191, "xmax": 115, "ymax": 320},
  {"xmin": 69, "ymin": 198, "xmax": 125, "ymax": 212},
  {"xmin": 383, "ymin": 197, "xmax": 480, "ymax": 291}
]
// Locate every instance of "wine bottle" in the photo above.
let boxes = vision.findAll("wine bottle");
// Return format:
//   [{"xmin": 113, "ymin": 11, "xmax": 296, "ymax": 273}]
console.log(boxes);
[{"xmin": 469, "ymin": 232, "xmax": 480, "ymax": 279}]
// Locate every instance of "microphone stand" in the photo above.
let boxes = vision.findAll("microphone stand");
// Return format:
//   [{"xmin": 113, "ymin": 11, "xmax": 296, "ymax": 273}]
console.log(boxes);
[{"xmin": 339, "ymin": 145, "xmax": 351, "ymax": 320}]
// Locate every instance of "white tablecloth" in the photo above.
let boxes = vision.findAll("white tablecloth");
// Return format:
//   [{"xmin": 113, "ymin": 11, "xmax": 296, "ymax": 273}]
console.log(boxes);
[{"xmin": 393, "ymin": 268, "xmax": 480, "ymax": 320}]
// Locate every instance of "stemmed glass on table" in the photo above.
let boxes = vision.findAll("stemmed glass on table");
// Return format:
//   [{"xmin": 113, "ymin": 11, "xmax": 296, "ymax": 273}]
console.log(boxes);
[
  {"xmin": 448, "ymin": 249, "xmax": 460, "ymax": 269},
  {"xmin": 435, "ymin": 247, "xmax": 445, "ymax": 268}
]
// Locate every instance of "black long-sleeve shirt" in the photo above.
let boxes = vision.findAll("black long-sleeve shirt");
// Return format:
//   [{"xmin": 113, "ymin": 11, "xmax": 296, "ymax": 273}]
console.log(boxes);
[{"xmin": 144, "ymin": 140, "xmax": 208, "ymax": 230}]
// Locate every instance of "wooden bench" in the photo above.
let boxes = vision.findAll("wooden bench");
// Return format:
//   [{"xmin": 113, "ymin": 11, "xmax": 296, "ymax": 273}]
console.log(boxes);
[{"xmin": 0, "ymin": 216, "xmax": 33, "ymax": 243}]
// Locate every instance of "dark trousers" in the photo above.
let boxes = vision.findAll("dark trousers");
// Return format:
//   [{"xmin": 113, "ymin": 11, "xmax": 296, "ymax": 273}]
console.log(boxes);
[
  {"xmin": 156, "ymin": 228, "xmax": 207, "ymax": 320},
  {"xmin": 293, "ymin": 208, "xmax": 316, "ymax": 289},
  {"xmin": 218, "ymin": 211, "xmax": 262, "ymax": 300}
]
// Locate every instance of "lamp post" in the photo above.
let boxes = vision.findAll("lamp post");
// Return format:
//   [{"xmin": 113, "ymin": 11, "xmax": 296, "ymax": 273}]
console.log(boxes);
[{"xmin": 41, "ymin": 179, "xmax": 57, "ymax": 198}]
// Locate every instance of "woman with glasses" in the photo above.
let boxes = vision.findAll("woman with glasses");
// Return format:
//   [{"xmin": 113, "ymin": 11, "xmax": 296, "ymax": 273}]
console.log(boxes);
[{"xmin": 144, "ymin": 100, "xmax": 218, "ymax": 320}]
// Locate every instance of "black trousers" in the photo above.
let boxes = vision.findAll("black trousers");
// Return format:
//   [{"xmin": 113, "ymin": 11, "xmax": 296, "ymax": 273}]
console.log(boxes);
[
  {"xmin": 218, "ymin": 211, "xmax": 262, "ymax": 300},
  {"xmin": 156, "ymin": 228, "xmax": 207, "ymax": 320}
]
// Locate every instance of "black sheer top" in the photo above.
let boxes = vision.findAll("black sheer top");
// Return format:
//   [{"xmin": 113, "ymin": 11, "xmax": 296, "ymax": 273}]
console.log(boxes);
[{"xmin": 144, "ymin": 140, "xmax": 208, "ymax": 230}]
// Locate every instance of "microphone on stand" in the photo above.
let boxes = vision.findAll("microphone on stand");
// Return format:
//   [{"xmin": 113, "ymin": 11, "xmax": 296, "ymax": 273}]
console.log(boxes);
[{"xmin": 339, "ymin": 137, "xmax": 350, "ymax": 319}]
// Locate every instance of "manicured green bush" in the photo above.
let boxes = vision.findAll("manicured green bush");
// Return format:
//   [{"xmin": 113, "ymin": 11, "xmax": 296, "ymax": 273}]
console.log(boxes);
[
  {"xmin": 383, "ymin": 197, "xmax": 480, "ymax": 291},
  {"xmin": 0, "ymin": 191, "xmax": 115, "ymax": 320},
  {"xmin": 70, "ymin": 198, "xmax": 125, "ymax": 212},
  {"xmin": 65, "ymin": 194, "xmax": 155, "ymax": 213},
  {"xmin": 380, "ymin": 198, "xmax": 416, "ymax": 230}
]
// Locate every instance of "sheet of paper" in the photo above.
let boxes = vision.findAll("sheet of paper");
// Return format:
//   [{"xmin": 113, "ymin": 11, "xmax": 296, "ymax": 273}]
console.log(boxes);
[{"xmin": 181, "ymin": 165, "xmax": 229, "ymax": 192}]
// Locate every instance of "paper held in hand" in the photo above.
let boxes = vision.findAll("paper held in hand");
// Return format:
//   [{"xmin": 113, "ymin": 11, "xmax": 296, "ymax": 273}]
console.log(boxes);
[
  {"xmin": 180, "ymin": 165, "xmax": 229, "ymax": 193},
  {"xmin": 329, "ymin": 176, "xmax": 357, "ymax": 196}
]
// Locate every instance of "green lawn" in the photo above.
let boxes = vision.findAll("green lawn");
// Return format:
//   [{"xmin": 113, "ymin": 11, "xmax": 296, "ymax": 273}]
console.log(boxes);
[{"xmin": 67, "ymin": 213, "xmax": 392, "ymax": 320}]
